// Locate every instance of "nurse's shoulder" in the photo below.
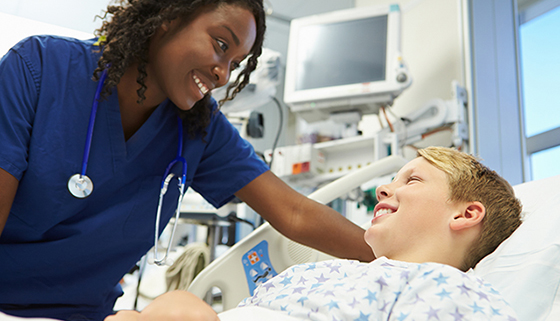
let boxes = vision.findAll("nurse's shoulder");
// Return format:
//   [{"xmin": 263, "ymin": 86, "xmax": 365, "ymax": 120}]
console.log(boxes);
[
  {"xmin": 11, "ymin": 34, "xmax": 95, "ymax": 51},
  {"xmin": 9, "ymin": 35, "xmax": 98, "ymax": 73}
]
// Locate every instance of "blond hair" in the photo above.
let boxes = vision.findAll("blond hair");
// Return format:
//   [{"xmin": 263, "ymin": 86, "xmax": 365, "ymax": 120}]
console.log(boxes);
[{"xmin": 417, "ymin": 146, "xmax": 522, "ymax": 271}]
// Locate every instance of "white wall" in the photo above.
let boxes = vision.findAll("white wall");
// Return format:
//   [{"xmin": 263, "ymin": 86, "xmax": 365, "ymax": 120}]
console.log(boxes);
[
  {"xmin": 0, "ymin": 0, "xmax": 108, "ymax": 34},
  {"xmin": 0, "ymin": 12, "xmax": 92, "ymax": 57},
  {"xmin": 356, "ymin": 0, "xmax": 465, "ymax": 136},
  {"xmin": 0, "ymin": 0, "xmax": 106, "ymax": 56}
]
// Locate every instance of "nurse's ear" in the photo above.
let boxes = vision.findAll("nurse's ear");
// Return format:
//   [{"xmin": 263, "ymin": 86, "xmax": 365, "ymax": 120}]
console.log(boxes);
[
  {"xmin": 160, "ymin": 19, "xmax": 181, "ymax": 34},
  {"xmin": 161, "ymin": 20, "xmax": 171, "ymax": 32}
]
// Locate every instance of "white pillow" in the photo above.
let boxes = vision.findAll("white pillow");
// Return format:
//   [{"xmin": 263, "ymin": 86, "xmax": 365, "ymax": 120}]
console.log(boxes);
[{"xmin": 473, "ymin": 174, "xmax": 560, "ymax": 321}]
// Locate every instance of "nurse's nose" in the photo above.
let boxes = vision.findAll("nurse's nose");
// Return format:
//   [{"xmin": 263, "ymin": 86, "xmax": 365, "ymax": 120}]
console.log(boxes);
[{"xmin": 212, "ymin": 64, "xmax": 231, "ymax": 88}]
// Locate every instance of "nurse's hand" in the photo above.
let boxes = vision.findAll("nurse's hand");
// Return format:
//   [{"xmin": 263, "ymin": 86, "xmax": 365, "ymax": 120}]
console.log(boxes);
[
  {"xmin": 105, "ymin": 310, "xmax": 140, "ymax": 321},
  {"xmin": 105, "ymin": 291, "xmax": 219, "ymax": 321},
  {"xmin": 0, "ymin": 168, "xmax": 18, "ymax": 237},
  {"xmin": 143, "ymin": 291, "xmax": 219, "ymax": 321}
]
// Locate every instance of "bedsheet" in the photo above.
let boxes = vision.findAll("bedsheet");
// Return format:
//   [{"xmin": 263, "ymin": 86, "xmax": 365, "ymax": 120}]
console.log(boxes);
[
  {"xmin": 218, "ymin": 306, "xmax": 300, "ymax": 321},
  {"xmin": 237, "ymin": 257, "xmax": 518, "ymax": 320}
]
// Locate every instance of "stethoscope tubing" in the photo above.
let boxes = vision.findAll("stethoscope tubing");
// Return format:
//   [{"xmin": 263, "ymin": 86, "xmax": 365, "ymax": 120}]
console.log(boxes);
[
  {"xmin": 69, "ymin": 67, "xmax": 188, "ymax": 266},
  {"xmin": 160, "ymin": 117, "xmax": 187, "ymax": 189},
  {"xmin": 80, "ymin": 69, "xmax": 109, "ymax": 177},
  {"xmin": 67, "ymin": 69, "xmax": 109, "ymax": 199},
  {"xmin": 153, "ymin": 116, "xmax": 188, "ymax": 266}
]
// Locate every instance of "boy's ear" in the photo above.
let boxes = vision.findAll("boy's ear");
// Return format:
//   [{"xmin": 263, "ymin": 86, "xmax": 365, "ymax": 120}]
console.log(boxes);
[{"xmin": 450, "ymin": 201, "xmax": 485, "ymax": 231}]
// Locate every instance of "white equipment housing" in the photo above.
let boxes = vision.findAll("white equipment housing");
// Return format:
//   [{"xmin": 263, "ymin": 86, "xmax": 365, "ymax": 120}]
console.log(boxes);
[{"xmin": 283, "ymin": 4, "xmax": 412, "ymax": 123}]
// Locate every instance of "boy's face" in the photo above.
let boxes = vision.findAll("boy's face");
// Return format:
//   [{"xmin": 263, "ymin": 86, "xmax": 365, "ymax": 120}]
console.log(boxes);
[{"xmin": 364, "ymin": 157, "xmax": 463, "ymax": 261}]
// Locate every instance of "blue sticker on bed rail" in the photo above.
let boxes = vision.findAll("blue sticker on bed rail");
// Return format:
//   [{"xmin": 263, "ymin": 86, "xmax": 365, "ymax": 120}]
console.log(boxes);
[{"xmin": 242, "ymin": 240, "xmax": 278, "ymax": 295}]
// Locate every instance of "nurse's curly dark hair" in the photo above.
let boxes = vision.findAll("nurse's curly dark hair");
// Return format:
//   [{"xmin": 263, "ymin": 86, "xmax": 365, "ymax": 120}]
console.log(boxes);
[{"xmin": 92, "ymin": 0, "xmax": 266, "ymax": 138}]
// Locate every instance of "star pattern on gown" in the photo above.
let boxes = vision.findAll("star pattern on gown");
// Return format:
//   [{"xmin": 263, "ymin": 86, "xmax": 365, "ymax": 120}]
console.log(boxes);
[
  {"xmin": 433, "ymin": 273, "xmax": 450, "ymax": 286},
  {"xmin": 450, "ymin": 307, "xmax": 465, "ymax": 321},
  {"xmin": 238, "ymin": 257, "xmax": 518, "ymax": 321},
  {"xmin": 425, "ymin": 306, "xmax": 440, "ymax": 320}
]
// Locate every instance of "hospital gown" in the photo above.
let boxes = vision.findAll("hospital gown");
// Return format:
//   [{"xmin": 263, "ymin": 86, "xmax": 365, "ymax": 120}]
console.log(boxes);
[{"xmin": 238, "ymin": 257, "xmax": 518, "ymax": 320}]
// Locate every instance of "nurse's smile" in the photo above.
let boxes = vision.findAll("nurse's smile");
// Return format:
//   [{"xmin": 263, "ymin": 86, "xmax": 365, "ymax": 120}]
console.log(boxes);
[{"xmin": 193, "ymin": 73, "xmax": 210, "ymax": 96}]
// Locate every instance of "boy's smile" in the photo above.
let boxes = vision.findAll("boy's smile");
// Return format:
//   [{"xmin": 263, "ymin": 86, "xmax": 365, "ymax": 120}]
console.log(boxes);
[{"xmin": 371, "ymin": 205, "xmax": 397, "ymax": 222}]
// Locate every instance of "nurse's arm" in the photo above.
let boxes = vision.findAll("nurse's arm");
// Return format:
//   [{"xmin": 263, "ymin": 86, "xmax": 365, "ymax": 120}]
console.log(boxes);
[
  {"xmin": 0, "ymin": 168, "xmax": 18, "ymax": 236},
  {"xmin": 235, "ymin": 170, "xmax": 375, "ymax": 262}
]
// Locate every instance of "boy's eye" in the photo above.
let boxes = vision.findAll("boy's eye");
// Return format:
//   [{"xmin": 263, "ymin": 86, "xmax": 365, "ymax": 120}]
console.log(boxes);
[
  {"xmin": 216, "ymin": 39, "xmax": 229, "ymax": 52},
  {"xmin": 407, "ymin": 176, "xmax": 420, "ymax": 183}
]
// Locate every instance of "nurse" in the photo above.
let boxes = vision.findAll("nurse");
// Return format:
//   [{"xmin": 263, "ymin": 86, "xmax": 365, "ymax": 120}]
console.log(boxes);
[{"xmin": 0, "ymin": 0, "xmax": 374, "ymax": 320}]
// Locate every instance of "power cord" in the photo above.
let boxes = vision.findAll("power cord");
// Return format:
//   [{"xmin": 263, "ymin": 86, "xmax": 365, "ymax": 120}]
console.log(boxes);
[
  {"xmin": 227, "ymin": 212, "xmax": 255, "ymax": 230},
  {"xmin": 268, "ymin": 96, "xmax": 284, "ymax": 168}
]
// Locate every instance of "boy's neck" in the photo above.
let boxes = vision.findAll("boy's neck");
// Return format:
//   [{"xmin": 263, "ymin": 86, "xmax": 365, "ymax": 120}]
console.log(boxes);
[{"xmin": 387, "ymin": 239, "xmax": 469, "ymax": 271}]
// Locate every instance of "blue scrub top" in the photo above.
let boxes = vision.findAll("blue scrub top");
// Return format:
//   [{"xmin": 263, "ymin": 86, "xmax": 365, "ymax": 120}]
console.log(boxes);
[{"xmin": 0, "ymin": 36, "xmax": 269, "ymax": 320}]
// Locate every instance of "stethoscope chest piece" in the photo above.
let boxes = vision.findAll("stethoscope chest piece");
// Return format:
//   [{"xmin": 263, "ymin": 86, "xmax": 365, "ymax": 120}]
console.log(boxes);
[{"xmin": 68, "ymin": 174, "xmax": 94, "ymax": 198}]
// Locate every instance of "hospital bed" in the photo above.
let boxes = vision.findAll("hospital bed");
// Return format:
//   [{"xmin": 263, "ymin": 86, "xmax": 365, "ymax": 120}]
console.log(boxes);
[
  {"xmin": 1, "ymin": 160, "xmax": 559, "ymax": 321},
  {"xmin": 188, "ymin": 158, "xmax": 560, "ymax": 321}
]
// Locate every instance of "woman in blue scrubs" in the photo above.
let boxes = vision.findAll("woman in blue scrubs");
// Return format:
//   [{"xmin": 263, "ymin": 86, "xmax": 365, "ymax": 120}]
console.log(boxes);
[{"xmin": 0, "ymin": 0, "xmax": 375, "ymax": 320}]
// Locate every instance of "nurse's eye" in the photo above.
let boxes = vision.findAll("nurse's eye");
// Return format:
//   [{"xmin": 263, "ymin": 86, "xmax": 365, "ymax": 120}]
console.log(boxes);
[{"xmin": 216, "ymin": 39, "xmax": 229, "ymax": 52}]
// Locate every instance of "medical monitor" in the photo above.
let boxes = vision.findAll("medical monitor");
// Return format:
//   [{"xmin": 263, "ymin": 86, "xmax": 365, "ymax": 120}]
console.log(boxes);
[{"xmin": 284, "ymin": 4, "xmax": 411, "ymax": 123}]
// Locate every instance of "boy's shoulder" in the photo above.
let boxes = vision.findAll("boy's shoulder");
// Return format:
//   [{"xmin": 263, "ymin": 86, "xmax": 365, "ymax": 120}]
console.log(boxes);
[{"xmin": 393, "ymin": 260, "xmax": 518, "ymax": 320}]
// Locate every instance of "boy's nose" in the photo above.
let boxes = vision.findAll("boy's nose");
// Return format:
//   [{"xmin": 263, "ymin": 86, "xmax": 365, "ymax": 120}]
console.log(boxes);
[{"xmin": 376, "ymin": 184, "xmax": 392, "ymax": 200}]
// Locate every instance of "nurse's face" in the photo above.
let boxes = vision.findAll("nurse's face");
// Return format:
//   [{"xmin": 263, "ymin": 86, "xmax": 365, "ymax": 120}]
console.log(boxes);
[
  {"xmin": 364, "ymin": 157, "xmax": 460, "ymax": 261},
  {"xmin": 147, "ymin": 4, "xmax": 257, "ymax": 110}
]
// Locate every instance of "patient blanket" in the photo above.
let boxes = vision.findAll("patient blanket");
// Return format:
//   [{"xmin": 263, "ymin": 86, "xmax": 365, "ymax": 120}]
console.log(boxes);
[{"xmin": 238, "ymin": 257, "xmax": 517, "ymax": 320}]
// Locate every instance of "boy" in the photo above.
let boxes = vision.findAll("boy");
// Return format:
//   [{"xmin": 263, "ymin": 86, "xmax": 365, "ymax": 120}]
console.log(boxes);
[{"xmin": 106, "ymin": 146, "xmax": 522, "ymax": 321}]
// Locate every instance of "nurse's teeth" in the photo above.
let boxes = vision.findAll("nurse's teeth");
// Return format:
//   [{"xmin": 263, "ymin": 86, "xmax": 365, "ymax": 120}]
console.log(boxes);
[{"xmin": 193, "ymin": 75, "xmax": 209, "ymax": 94}]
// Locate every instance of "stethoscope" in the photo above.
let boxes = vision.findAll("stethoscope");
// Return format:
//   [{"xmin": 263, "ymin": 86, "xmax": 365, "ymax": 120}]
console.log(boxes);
[{"xmin": 67, "ymin": 69, "xmax": 187, "ymax": 266}]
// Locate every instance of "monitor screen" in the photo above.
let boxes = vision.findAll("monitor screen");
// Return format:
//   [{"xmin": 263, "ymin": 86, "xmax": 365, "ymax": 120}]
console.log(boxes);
[
  {"xmin": 284, "ymin": 4, "xmax": 411, "ymax": 123},
  {"xmin": 294, "ymin": 16, "xmax": 388, "ymax": 91}
]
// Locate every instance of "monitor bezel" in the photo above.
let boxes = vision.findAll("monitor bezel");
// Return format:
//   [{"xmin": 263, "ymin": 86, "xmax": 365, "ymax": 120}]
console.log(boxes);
[{"xmin": 283, "ymin": 5, "xmax": 406, "ymax": 115}]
